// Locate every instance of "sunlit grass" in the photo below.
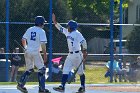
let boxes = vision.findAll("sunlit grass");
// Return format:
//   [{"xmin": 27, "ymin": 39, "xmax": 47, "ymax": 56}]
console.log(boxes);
[
  {"xmin": 74, "ymin": 66, "xmax": 108, "ymax": 84},
  {"xmin": 0, "ymin": 65, "xmax": 139, "ymax": 85}
]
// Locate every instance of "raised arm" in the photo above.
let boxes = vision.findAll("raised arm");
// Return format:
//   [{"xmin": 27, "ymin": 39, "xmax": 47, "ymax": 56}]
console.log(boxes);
[
  {"xmin": 52, "ymin": 13, "xmax": 63, "ymax": 31},
  {"xmin": 52, "ymin": 13, "xmax": 57, "ymax": 25}
]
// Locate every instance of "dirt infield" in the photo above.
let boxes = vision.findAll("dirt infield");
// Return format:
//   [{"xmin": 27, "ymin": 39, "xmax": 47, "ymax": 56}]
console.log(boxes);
[{"xmin": 88, "ymin": 86, "xmax": 140, "ymax": 92}]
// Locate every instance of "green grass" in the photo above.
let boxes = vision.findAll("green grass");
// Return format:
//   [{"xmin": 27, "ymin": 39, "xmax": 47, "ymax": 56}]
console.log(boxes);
[
  {"xmin": 17, "ymin": 66, "xmax": 109, "ymax": 84},
  {"xmin": 74, "ymin": 66, "xmax": 108, "ymax": 84},
  {"xmin": 0, "ymin": 65, "xmax": 139, "ymax": 85}
]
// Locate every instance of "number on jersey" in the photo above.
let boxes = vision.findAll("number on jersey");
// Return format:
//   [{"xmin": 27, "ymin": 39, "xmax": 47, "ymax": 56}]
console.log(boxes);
[
  {"xmin": 30, "ymin": 32, "xmax": 36, "ymax": 41},
  {"xmin": 71, "ymin": 42, "xmax": 73, "ymax": 46}
]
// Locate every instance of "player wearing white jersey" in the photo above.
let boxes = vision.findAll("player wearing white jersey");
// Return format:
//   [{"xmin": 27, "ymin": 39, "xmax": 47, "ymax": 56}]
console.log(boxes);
[
  {"xmin": 52, "ymin": 13, "xmax": 87, "ymax": 92},
  {"xmin": 17, "ymin": 16, "xmax": 51, "ymax": 93}
]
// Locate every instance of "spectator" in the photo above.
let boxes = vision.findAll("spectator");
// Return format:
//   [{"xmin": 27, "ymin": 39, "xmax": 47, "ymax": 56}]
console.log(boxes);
[
  {"xmin": 136, "ymin": 56, "xmax": 140, "ymax": 66},
  {"xmin": 128, "ymin": 56, "xmax": 140, "ymax": 82},
  {"xmin": 105, "ymin": 57, "xmax": 127, "ymax": 82},
  {"xmin": 52, "ymin": 63, "xmax": 62, "ymax": 74},
  {"xmin": 0, "ymin": 48, "xmax": 5, "ymax": 59},
  {"xmin": 9, "ymin": 48, "xmax": 21, "ymax": 82},
  {"xmin": 51, "ymin": 63, "xmax": 62, "ymax": 82}
]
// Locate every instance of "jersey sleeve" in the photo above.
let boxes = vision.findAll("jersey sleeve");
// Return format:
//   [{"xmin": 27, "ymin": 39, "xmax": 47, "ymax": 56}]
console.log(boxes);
[
  {"xmin": 77, "ymin": 32, "xmax": 85, "ymax": 44},
  {"xmin": 40, "ymin": 30, "xmax": 47, "ymax": 43},
  {"xmin": 55, "ymin": 23, "xmax": 68, "ymax": 36},
  {"xmin": 60, "ymin": 27, "xmax": 69, "ymax": 36}
]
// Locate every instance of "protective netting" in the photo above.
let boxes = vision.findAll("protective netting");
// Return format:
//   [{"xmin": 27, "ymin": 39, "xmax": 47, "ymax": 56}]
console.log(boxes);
[{"xmin": 0, "ymin": 0, "xmax": 140, "ymax": 84}]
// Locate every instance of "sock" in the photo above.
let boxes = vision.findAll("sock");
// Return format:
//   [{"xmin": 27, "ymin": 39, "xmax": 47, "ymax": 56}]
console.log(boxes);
[
  {"xmin": 80, "ymin": 74, "xmax": 85, "ymax": 88},
  {"xmin": 105, "ymin": 70, "xmax": 111, "ymax": 77},
  {"xmin": 19, "ymin": 71, "xmax": 30, "ymax": 87},
  {"xmin": 61, "ymin": 74, "xmax": 68, "ymax": 88},
  {"xmin": 38, "ymin": 72, "xmax": 45, "ymax": 90}
]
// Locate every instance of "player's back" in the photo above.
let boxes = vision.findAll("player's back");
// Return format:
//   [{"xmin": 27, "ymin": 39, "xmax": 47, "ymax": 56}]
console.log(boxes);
[{"xmin": 25, "ymin": 26, "xmax": 44, "ymax": 52}]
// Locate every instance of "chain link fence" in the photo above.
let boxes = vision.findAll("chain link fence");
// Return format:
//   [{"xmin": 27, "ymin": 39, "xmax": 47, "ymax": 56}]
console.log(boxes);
[{"xmin": 0, "ymin": 0, "xmax": 140, "ymax": 83}]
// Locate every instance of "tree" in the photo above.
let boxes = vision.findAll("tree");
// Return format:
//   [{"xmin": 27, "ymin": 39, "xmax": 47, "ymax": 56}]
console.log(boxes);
[
  {"xmin": 0, "ymin": 0, "xmax": 72, "ymax": 52},
  {"xmin": 0, "ymin": 0, "xmax": 6, "ymax": 48},
  {"xmin": 66, "ymin": 0, "xmax": 110, "ymax": 23}
]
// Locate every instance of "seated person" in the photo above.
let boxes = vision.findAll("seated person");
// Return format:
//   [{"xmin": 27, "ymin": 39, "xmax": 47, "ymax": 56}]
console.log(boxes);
[
  {"xmin": 105, "ymin": 59, "xmax": 120, "ymax": 76},
  {"xmin": 51, "ymin": 57, "xmax": 75, "ymax": 82},
  {"xmin": 128, "ymin": 56, "xmax": 140, "ymax": 82},
  {"xmin": 130, "ymin": 56, "xmax": 140, "ymax": 69},
  {"xmin": 52, "ymin": 63, "xmax": 62, "ymax": 74},
  {"xmin": 105, "ymin": 58, "xmax": 127, "ymax": 82},
  {"xmin": 137, "ymin": 56, "xmax": 140, "ymax": 65},
  {"xmin": 52, "ymin": 62, "xmax": 75, "ymax": 82},
  {"xmin": 0, "ymin": 48, "xmax": 5, "ymax": 59},
  {"xmin": 51, "ymin": 63, "xmax": 62, "ymax": 82}
]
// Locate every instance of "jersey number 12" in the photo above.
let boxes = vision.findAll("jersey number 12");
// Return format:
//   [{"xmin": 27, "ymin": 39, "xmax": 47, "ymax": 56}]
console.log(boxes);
[{"xmin": 30, "ymin": 32, "xmax": 36, "ymax": 41}]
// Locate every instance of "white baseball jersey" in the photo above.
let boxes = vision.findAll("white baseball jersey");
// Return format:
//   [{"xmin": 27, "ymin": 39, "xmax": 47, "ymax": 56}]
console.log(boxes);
[
  {"xmin": 59, "ymin": 27, "xmax": 85, "ymax": 75},
  {"xmin": 22, "ymin": 26, "xmax": 47, "ymax": 52},
  {"xmin": 60, "ymin": 27, "xmax": 85, "ymax": 52},
  {"xmin": 22, "ymin": 26, "xmax": 47, "ymax": 70}
]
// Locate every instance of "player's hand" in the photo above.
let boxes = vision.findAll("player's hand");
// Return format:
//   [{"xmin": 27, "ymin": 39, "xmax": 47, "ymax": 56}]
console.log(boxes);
[
  {"xmin": 44, "ymin": 57, "xmax": 47, "ymax": 63},
  {"xmin": 82, "ymin": 50, "xmax": 87, "ymax": 60},
  {"xmin": 52, "ymin": 13, "xmax": 57, "ymax": 24},
  {"xmin": 44, "ymin": 55, "xmax": 47, "ymax": 64}
]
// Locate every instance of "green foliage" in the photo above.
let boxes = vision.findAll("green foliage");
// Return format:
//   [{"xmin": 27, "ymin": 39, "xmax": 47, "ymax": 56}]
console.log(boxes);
[
  {"xmin": 0, "ymin": 0, "xmax": 71, "ymax": 52},
  {"xmin": 0, "ymin": 0, "xmax": 129, "ymax": 51},
  {"xmin": 65, "ymin": 0, "xmax": 112, "ymax": 42},
  {"xmin": 114, "ymin": 0, "xmax": 128, "ymax": 8},
  {"xmin": 9, "ymin": 0, "xmax": 70, "ymax": 22},
  {"xmin": 0, "ymin": 0, "xmax": 5, "ymax": 21},
  {"xmin": 66, "ymin": 0, "xmax": 128, "ymax": 23},
  {"xmin": 66, "ymin": 0, "xmax": 109, "ymax": 23}
]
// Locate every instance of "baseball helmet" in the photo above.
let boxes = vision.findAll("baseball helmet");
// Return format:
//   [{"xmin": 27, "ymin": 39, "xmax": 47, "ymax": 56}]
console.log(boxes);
[
  {"xmin": 35, "ymin": 16, "xmax": 47, "ymax": 25},
  {"xmin": 67, "ymin": 20, "xmax": 78, "ymax": 31}
]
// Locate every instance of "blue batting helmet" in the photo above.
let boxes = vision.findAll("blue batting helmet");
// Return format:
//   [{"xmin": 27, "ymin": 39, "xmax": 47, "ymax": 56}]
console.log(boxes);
[
  {"xmin": 67, "ymin": 20, "xmax": 78, "ymax": 31},
  {"xmin": 35, "ymin": 16, "xmax": 47, "ymax": 25}
]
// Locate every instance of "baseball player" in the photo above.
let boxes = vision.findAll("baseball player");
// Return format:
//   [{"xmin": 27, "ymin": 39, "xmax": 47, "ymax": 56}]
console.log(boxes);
[
  {"xmin": 52, "ymin": 13, "xmax": 87, "ymax": 92},
  {"xmin": 17, "ymin": 16, "xmax": 51, "ymax": 93}
]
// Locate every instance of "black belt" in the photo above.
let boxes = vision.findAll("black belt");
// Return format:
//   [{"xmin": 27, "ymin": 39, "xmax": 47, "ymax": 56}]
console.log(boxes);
[{"xmin": 70, "ymin": 51, "xmax": 79, "ymax": 54}]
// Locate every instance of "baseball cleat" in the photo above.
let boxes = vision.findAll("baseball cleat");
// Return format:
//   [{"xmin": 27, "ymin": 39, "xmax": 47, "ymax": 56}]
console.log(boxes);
[
  {"xmin": 77, "ymin": 87, "xmax": 85, "ymax": 93},
  {"xmin": 17, "ymin": 84, "xmax": 28, "ymax": 93},
  {"xmin": 53, "ymin": 85, "xmax": 65, "ymax": 92},
  {"xmin": 38, "ymin": 88, "xmax": 51, "ymax": 93}
]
